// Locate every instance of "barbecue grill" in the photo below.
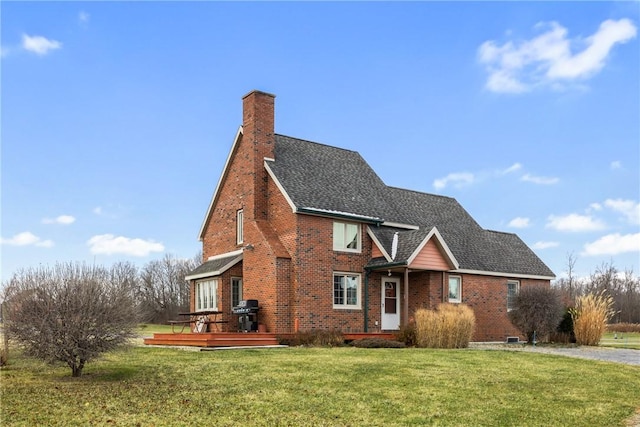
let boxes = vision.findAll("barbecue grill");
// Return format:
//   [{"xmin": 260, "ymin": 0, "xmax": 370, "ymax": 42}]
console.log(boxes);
[{"xmin": 231, "ymin": 299, "xmax": 260, "ymax": 332}]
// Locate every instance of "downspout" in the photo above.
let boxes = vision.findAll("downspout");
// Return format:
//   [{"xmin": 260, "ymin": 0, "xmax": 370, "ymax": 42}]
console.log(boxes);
[
  {"xmin": 404, "ymin": 267, "xmax": 409, "ymax": 326},
  {"xmin": 363, "ymin": 268, "xmax": 370, "ymax": 332}
]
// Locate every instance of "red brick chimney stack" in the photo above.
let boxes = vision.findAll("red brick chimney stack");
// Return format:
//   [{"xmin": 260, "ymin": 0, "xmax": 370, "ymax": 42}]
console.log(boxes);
[{"xmin": 242, "ymin": 90, "xmax": 276, "ymax": 221}]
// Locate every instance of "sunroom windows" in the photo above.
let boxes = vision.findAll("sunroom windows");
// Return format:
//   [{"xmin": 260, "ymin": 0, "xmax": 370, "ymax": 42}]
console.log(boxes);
[
  {"xmin": 333, "ymin": 222, "xmax": 360, "ymax": 252},
  {"xmin": 195, "ymin": 279, "xmax": 218, "ymax": 311}
]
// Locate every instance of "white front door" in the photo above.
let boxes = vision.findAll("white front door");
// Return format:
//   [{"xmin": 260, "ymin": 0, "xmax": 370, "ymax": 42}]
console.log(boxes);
[{"xmin": 381, "ymin": 277, "xmax": 400, "ymax": 330}]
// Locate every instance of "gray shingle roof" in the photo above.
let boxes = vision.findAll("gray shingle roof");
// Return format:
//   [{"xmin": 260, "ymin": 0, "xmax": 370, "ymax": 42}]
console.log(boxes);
[
  {"xmin": 186, "ymin": 253, "xmax": 242, "ymax": 280},
  {"xmin": 266, "ymin": 134, "xmax": 554, "ymax": 278}
]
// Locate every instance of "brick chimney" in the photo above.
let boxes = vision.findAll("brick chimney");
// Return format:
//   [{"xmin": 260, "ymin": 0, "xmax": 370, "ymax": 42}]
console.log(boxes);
[{"xmin": 242, "ymin": 90, "xmax": 275, "ymax": 220}]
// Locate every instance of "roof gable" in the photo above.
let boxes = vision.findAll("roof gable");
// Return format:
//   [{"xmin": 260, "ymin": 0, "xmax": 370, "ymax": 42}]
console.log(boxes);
[{"xmin": 198, "ymin": 126, "xmax": 243, "ymax": 240}]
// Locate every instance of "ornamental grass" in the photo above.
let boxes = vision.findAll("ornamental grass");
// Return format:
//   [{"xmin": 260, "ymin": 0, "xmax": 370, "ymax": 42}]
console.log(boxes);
[
  {"xmin": 571, "ymin": 291, "xmax": 616, "ymax": 346},
  {"xmin": 414, "ymin": 303, "xmax": 475, "ymax": 348}
]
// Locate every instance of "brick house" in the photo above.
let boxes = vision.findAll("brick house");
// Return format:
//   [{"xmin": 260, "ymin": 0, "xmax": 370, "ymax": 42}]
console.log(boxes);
[{"xmin": 186, "ymin": 90, "xmax": 555, "ymax": 342}]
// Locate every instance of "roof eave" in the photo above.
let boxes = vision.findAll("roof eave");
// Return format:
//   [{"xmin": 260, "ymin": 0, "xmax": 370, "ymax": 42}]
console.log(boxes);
[
  {"xmin": 452, "ymin": 268, "xmax": 556, "ymax": 281},
  {"xmin": 297, "ymin": 207, "xmax": 384, "ymax": 225}
]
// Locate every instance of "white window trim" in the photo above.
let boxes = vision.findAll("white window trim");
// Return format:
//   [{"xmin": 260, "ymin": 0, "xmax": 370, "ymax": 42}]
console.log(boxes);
[
  {"xmin": 195, "ymin": 279, "xmax": 218, "ymax": 312},
  {"xmin": 333, "ymin": 222, "xmax": 361, "ymax": 253},
  {"xmin": 507, "ymin": 280, "xmax": 520, "ymax": 312},
  {"xmin": 236, "ymin": 209, "xmax": 244, "ymax": 245},
  {"xmin": 448, "ymin": 275, "xmax": 462, "ymax": 304},
  {"xmin": 333, "ymin": 272, "xmax": 362, "ymax": 310}
]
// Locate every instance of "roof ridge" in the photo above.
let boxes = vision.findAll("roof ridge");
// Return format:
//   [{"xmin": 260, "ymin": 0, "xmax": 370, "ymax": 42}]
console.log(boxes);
[
  {"xmin": 275, "ymin": 133, "xmax": 359, "ymax": 154},
  {"xmin": 386, "ymin": 185, "xmax": 456, "ymax": 201},
  {"xmin": 485, "ymin": 229, "xmax": 518, "ymax": 236}
]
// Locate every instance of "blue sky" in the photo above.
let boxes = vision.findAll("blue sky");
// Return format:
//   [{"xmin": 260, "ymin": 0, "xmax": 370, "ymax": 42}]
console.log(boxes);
[{"xmin": 2, "ymin": 2, "xmax": 639, "ymax": 282}]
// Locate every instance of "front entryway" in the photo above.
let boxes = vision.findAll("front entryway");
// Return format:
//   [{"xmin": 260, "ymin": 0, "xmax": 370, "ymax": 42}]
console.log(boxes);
[{"xmin": 381, "ymin": 277, "xmax": 400, "ymax": 330}]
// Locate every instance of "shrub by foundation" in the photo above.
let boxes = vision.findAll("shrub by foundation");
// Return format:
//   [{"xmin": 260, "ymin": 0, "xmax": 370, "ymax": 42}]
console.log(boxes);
[
  {"xmin": 395, "ymin": 320, "xmax": 417, "ymax": 347},
  {"xmin": 508, "ymin": 286, "xmax": 564, "ymax": 344},
  {"xmin": 278, "ymin": 329, "xmax": 344, "ymax": 347},
  {"xmin": 607, "ymin": 323, "xmax": 640, "ymax": 333},
  {"xmin": 571, "ymin": 292, "xmax": 616, "ymax": 346},
  {"xmin": 414, "ymin": 304, "xmax": 475, "ymax": 349}
]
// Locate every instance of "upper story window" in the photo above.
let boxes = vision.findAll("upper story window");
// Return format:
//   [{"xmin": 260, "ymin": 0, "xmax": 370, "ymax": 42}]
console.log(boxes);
[
  {"xmin": 507, "ymin": 280, "xmax": 520, "ymax": 311},
  {"xmin": 333, "ymin": 222, "xmax": 360, "ymax": 252},
  {"xmin": 448, "ymin": 275, "xmax": 462, "ymax": 303},
  {"xmin": 236, "ymin": 209, "xmax": 244, "ymax": 245}
]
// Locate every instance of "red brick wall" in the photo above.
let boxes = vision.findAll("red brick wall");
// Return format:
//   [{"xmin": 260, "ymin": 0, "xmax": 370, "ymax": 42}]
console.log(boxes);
[{"xmin": 446, "ymin": 273, "xmax": 549, "ymax": 341}]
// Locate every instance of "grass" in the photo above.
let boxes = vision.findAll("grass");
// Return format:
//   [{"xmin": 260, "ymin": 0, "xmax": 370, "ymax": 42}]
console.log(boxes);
[
  {"xmin": 2, "ymin": 345, "xmax": 639, "ymax": 426},
  {"xmin": 600, "ymin": 332, "xmax": 640, "ymax": 350}
]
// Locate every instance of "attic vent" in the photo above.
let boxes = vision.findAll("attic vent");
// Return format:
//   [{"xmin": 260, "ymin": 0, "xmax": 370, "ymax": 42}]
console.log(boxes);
[{"xmin": 391, "ymin": 232, "xmax": 398, "ymax": 260}]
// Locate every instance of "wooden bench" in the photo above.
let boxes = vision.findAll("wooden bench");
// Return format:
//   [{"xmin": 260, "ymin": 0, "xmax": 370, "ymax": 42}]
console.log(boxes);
[{"xmin": 168, "ymin": 319, "xmax": 229, "ymax": 333}]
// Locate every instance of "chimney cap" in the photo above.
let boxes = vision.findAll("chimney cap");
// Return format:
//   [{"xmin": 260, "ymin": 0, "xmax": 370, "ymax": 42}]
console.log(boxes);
[{"xmin": 242, "ymin": 89, "xmax": 276, "ymax": 100}]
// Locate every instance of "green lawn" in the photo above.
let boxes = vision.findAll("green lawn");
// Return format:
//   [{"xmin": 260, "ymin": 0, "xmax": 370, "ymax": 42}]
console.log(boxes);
[
  {"xmin": 1, "ymin": 345, "xmax": 639, "ymax": 426},
  {"xmin": 601, "ymin": 332, "xmax": 640, "ymax": 350}
]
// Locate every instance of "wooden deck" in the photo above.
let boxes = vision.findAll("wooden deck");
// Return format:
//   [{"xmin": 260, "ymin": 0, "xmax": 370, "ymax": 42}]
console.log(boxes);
[
  {"xmin": 143, "ymin": 332, "xmax": 280, "ymax": 348},
  {"xmin": 143, "ymin": 331, "xmax": 398, "ymax": 348}
]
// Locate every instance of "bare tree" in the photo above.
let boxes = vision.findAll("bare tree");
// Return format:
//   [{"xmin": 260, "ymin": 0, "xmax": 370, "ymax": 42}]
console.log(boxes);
[
  {"xmin": 508, "ymin": 286, "xmax": 564, "ymax": 344},
  {"xmin": 3, "ymin": 262, "xmax": 138, "ymax": 377},
  {"xmin": 135, "ymin": 253, "xmax": 199, "ymax": 323}
]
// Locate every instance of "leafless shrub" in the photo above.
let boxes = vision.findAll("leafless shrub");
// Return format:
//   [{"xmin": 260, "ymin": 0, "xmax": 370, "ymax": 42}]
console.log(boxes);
[
  {"xmin": 3, "ymin": 262, "xmax": 138, "ymax": 377},
  {"xmin": 508, "ymin": 286, "xmax": 564, "ymax": 344}
]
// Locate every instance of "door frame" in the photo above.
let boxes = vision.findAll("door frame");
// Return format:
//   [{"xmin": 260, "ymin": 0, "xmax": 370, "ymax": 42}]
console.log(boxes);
[{"xmin": 381, "ymin": 277, "xmax": 401, "ymax": 330}]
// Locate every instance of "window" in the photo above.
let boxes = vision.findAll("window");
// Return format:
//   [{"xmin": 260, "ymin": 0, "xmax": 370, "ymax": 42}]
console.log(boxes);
[
  {"xmin": 195, "ymin": 279, "xmax": 218, "ymax": 311},
  {"xmin": 333, "ymin": 222, "xmax": 360, "ymax": 252},
  {"xmin": 507, "ymin": 280, "xmax": 520, "ymax": 311},
  {"xmin": 333, "ymin": 273, "xmax": 361, "ymax": 309},
  {"xmin": 236, "ymin": 209, "xmax": 244, "ymax": 245},
  {"xmin": 448, "ymin": 276, "xmax": 462, "ymax": 303},
  {"xmin": 231, "ymin": 277, "xmax": 243, "ymax": 308}
]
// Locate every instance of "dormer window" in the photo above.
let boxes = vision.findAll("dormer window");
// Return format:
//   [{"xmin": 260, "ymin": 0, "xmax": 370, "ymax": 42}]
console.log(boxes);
[
  {"xmin": 236, "ymin": 209, "xmax": 244, "ymax": 245},
  {"xmin": 333, "ymin": 222, "xmax": 360, "ymax": 252}
]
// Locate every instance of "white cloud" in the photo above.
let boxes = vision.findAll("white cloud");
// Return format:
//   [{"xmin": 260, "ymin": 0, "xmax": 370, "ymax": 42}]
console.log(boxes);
[
  {"xmin": 433, "ymin": 172, "xmax": 475, "ymax": 191},
  {"xmin": 42, "ymin": 215, "xmax": 76, "ymax": 225},
  {"xmin": 532, "ymin": 241, "xmax": 560, "ymax": 250},
  {"xmin": 87, "ymin": 234, "xmax": 164, "ymax": 257},
  {"xmin": 604, "ymin": 198, "xmax": 640, "ymax": 225},
  {"xmin": 478, "ymin": 18, "xmax": 637, "ymax": 93},
  {"xmin": 521, "ymin": 173, "xmax": 559, "ymax": 185},
  {"xmin": 610, "ymin": 160, "xmax": 622, "ymax": 170},
  {"xmin": 546, "ymin": 213, "xmax": 606, "ymax": 232},
  {"xmin": 1, "ymin": 231, "xmax": 54, "ymax": 248},
  {"xmin": 79, "ymin": 11, "xmax": 90, "ymax": 25},
  {"xmin": 22, "ymin": 34, "xmax": 62, "ymax": 56},
  {"xmin": 508, "ymin": 217, "xmax": 531, "ymax": 228},
  {"xmin": 93, "ymin": 206, "xmax": 103, "ymax": 215},
  {"xmin": 582, "ymin": 232, "xmax": 640, "ymax": 256},
  {"xmin": 588, "ymin": 202, "xmax": 603, "ymax": 212},
  {"xmin": 499, "ymin": 162, "xmax": 523, "ymax": 175}
]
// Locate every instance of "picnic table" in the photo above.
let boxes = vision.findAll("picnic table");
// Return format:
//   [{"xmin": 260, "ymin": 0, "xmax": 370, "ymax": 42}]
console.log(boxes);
[{"xmin": 168, "ymin": 310, "xmax": 228, "ymax": 333}]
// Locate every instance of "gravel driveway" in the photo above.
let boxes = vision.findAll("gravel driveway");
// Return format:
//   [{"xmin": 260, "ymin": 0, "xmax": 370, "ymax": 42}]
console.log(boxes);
[{"xmin": 470, "ymin": 343, "xmax": 640, "ymax": 366}]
